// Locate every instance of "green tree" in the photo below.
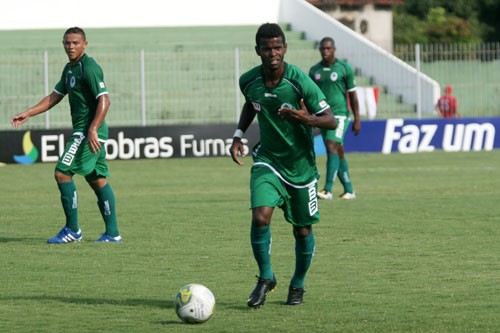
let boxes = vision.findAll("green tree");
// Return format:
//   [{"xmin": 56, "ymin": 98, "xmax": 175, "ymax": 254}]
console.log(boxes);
[{"xmin": 393, "ymin": 0, "xmax": 499, "ymax": 44}]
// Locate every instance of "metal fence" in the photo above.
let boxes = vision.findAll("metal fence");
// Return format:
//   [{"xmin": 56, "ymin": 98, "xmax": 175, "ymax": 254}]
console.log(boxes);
[
  {"xmin": 395, "ymin": 43, "xmax": 500, "ymax": 119},
  {"xmin": 1, "ymin": 43, "xmax": 499, "ymax": 130}
]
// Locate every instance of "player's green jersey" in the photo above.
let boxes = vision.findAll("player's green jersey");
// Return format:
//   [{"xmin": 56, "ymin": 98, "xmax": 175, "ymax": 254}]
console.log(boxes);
[
  {"xmin": 54, "ymin": 54, "xmax": 109, "ymax": 138},
  {"xmin": 240, "ymin": 63, "xmax": 330, "ymax": 186},
  {"xmin": 309, "ymin": 59, "xmax": 356, "ymax": 117}
]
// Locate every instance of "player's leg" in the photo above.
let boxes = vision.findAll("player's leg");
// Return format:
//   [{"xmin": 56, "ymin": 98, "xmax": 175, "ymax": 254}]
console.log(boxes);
[
  {"xmin": 318, "ymin": 135, "xmax": 340, "ymax": 199},
  {"xmin": 251, "ymin": 206, "xmax": 274, "ymax": 280},
  {"xmin": 55, "ymin": 171, "xmax": 78, "ymax": 232},
  {"xmin": 247, "ymin": 165, "xmax": 282, "ymax": 307},
  {"xmin": 47, "ymin": 134, "xmax": 83, "ymax": 244},
  {"xmin": 284, "ymin": 183, "xmax": 319, "ymax": 305},
  {"xmin": 337, "ymin": 146, "xmax": 356, "ymax": 199},
  {"xmin": 287, "ymin": 225, "xmax": 314, "ymax": 305},
  {"xmin": 83, "ymin": 141, "xmax": 121, "ymax": 242}
]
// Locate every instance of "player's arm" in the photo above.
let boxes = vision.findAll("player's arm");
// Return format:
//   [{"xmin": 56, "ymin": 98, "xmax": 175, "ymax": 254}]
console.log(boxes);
[
  {"xmin": 348, "ymin": 90, "xmax": 361, "ymax": 136},
  {"xmin": 87, "ymin": 94, "xmax": 111, "ymax": 154},
  {"xmin": 230, "ymin": 101, "xmax": 257, "ymax": 166},
  {"xmin": 11, "ymin": 91, "xmax": 64, "ymax": 128},
  {"xmin": 278, "ymin": 99, "xmax": 337, "ymax": 130}
]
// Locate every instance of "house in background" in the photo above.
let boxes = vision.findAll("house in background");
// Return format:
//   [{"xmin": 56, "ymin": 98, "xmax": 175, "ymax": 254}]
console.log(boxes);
[{"xmin": 307, "ymin": 0, "xmax": 404, "ymax": 52}]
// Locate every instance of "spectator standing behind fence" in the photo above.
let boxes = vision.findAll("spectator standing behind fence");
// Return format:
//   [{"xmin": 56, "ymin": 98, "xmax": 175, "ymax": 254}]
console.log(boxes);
[
  {"xmin": 435, "ymin": 85, "xmax": 461, "ymax": 118},
  {"xmin": 309, "ymin": 37, "xmax": 360, "ymax": 200},
  {"xmin": 10, "ymin": 27, "xmax": 122, "ymax": 244}
]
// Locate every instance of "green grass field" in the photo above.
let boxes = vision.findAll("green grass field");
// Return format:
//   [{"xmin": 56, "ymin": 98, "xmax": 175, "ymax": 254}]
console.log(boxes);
[{"xmin": 1, "ymin": 151, "xmax": 499, "ymax": 332}]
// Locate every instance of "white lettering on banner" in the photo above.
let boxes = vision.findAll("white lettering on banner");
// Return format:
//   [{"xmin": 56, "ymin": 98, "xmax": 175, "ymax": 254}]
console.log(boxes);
[
  {"xmin": 38, "ymin": 131, "xmax": 251, "ymax": 161},
  {"xmin": 180, "ymin": 134, "xmax": 248, "ymax": 157},
  {"xmin": 41, "ymin": 134, "xmax": 61, "ymax": 162},
  {"xmin": 442, "ymin": 123, "xmax": 495, "ymax": 152},
  {"xmin": 383, "ymin": 119, "xmax": 495, "ymax": 154},
  {"xmin": 105, "ymin": 132, "xmax": 174, "ymax": 160}
]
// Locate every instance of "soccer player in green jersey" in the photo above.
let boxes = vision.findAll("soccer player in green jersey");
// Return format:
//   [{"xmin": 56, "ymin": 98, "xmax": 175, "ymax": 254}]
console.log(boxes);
[
  {"xmin": 11, "ymin": 27, "xmax": 121, "ymax": 243},
  {"xmin": 309, "ymin": 37, "xmax": 361, "ymax": 200},
  {"xmin": 230, "ymin": 23, "xmax": 337, "ymax": 307}
]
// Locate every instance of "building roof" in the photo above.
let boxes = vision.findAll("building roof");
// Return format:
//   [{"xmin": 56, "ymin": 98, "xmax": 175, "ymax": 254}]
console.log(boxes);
[{"xmin": 308, "ymin": 0, "xmax": 404, "ymax": 6}]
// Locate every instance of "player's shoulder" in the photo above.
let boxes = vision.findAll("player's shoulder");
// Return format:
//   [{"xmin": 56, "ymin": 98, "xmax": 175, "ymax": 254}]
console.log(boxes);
[
  {"xmin": 309, "ymin": 61, "xmax": 323, "ymax": 72},
  {"xmin": 283, "ymin": 63, "xmax": 310, "ymax": 82},
  {"xmin": 81, "ymin": 54, "xmax": 103, "ymax": 71},
  {"xmin": 335, "ymin": 58, "xmax": 354, "ymax": 71},
  {"xmin": 240, "ymin": 65, "xmax": 261, "ymax": 89}
]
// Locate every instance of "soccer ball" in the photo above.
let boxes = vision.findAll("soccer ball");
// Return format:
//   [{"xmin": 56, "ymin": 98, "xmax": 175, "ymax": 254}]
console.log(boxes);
[{"xmin": 174, "ymin": 283, "xmax": 215, "ymax": 324}]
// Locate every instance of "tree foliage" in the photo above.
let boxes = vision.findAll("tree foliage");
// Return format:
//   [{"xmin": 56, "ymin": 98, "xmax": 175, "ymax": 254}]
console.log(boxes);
[{"xmin": 393, "ymin": 0, "xmax": 500, "ymax": 44}]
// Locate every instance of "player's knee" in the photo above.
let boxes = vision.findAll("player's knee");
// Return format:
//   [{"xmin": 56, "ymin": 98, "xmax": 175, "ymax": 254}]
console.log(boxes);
[
  {"xmin": 252, "ymin": 208, "xmax": 272, "ymax": 227},
  {"xmin": 54, "ymin": 170, "xmax": 71, "ymax": 183},
  {"xmin": 293, "ymin": 225, "xmax": 311, "ymax": 239}
]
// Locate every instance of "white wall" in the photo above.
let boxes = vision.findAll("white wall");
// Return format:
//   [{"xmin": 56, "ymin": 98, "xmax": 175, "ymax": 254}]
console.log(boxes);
[{"xmin": 0, "ymin": 0, "xmax": 281, "ymax": 30}]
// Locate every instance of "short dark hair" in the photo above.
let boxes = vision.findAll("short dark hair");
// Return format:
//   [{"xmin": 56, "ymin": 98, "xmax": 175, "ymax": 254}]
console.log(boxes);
[
  {"xmin": 64, "ymin": 27, "xmax": 86, "ymax": 41},
  {"xmin": 255, "ymin": 23, "xmax": 286, "ymax": 47},
  {"xmin": 320, "ymin": 37, "xmax": 335, "ymax": 46}
]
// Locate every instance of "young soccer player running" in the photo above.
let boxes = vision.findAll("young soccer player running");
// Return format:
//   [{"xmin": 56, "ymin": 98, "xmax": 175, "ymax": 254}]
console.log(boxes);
[
  {"xmin": 230, "ymin": 23, "xmax": 337, "ymax": 307},
  {"xmin": 309, "ymin": 37, "xmax": 361, "ymax": 200},
  {"xmin": 11, "ymin": 27, "xmax": 122, "ymax": 243}
]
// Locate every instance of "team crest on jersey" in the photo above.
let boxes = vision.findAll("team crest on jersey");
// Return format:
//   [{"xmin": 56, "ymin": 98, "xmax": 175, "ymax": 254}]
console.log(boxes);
[
  {"xmin": 280, "ymin": 102, "xmax": 293, "ymax": 110},
  {"xmin": 251, "ymin": 102, "xmax": 261, "ymax": 112},
  {"xmin": 70, "ymin": 76, "xmax": 76, "ymax": 88},
  {"xmin": 330, "ymin": 72, "xmax": 338, "ymax": 81},
  {"xmin": 314, "ymin": 73, "xmax": 321, "ymax": 81}
]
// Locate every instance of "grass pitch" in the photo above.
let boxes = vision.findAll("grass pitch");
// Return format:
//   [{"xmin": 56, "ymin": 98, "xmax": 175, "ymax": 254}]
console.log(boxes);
[{"xmin": 1, "ymin": 151, "xmax": 499, "ymax": 332}]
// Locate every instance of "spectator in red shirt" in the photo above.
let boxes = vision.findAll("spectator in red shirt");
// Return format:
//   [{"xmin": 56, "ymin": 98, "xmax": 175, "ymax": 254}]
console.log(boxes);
[{"xmin": 435, "ymin": 85, "xmax": 461, "ymax": 118}]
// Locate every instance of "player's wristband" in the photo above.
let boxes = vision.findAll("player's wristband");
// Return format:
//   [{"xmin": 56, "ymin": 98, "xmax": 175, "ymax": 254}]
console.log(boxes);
[{"xmin": 233, "ymin": 129, "xmax": 244, "ymax": 139}]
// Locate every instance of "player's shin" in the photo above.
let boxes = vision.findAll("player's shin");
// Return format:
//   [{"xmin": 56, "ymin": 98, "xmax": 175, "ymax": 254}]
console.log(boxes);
[{"xmin": 58, "ymin": 181, "xmax": 79, "ymax": 232}]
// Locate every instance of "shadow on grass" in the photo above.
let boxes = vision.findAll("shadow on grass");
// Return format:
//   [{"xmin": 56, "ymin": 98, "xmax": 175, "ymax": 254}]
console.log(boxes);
[
  {"xmin": 0, "ymin": 295, "xmax": 172, "ymax": 309},
  {"xmin": 0, "ymin": 237, "xmax": 46, "ymax": 243}
]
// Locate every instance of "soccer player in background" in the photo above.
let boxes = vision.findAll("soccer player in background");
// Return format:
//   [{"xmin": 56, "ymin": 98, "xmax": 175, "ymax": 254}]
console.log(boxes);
[
  {"xmin": 435, "ymin": 85, "xmax": 461, "ymax": 118},
  {"xmin": 230, "ymin": 23, "xmax": 337, "ymax": 307},
  {"xmin": 11, "ymin": 27, "xmax": 122, "ymax": 243},
  {"xmin": 309, "ymin": 37, "xmax": 361, "ymax": 200}
]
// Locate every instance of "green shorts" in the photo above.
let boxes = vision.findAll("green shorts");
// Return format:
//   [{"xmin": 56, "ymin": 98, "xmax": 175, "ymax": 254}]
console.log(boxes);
[
  {"xmin": 250, "ymin": 164, "xmax": 320, "ymax": 227},
  {"xmin": 321, "ymin": 115, "xmax": 350, "ymax": 145},
  {"xmin": 55, "ymin": 132, "xmax": 109, "ymax": 182}
]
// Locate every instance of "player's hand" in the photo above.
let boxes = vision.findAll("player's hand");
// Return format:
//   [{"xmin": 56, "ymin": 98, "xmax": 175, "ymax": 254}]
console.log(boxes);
[
  {"xmin": 230, "ymin": 137, "xmax": 245, "ymax": 166},
  {"xmin": 11, "ymin": 112, "xmax": 30, "ymax": 128},
  {"xmin": 87, "ymin": 129, "xmax": 101, "ymax": 154},
  {"xmin": 352, "ymin": 120, "xmax": 361, "ymax": 136},
  {"xmin": 278, "ymin": 99, "xmax": 310, "ymax": 123}
]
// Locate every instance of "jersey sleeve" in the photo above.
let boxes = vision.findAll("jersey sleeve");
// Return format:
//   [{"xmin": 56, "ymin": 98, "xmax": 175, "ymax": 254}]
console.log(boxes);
[
  {"xmin": 84, "ymin": 61, "xmax": 108, "ymax": 99},
  {"xmin": 53, "ymin": 67, "xmax": 67, "ymax": 96},
  {"xmin": 300, "ymin": 71, "xmax": 329, "ymax": 115},
  {"xmin": 345, "ymin": 63, "xmax": 356, "ymax": 91}
]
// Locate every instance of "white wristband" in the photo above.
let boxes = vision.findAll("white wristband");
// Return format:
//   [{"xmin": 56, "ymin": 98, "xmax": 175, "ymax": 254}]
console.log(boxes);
[{"xmin": 233, "ymin": 129, "xmax": 244, "ymax": 138}]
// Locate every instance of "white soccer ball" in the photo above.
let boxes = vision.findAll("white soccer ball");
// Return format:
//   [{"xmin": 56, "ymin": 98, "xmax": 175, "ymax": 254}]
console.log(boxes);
[{"xmin": 174, "ymin": 283, "xmax": 215, "ymax": 324}]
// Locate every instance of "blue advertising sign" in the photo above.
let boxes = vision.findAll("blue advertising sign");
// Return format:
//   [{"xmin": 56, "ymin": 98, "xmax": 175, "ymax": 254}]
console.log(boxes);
[{"xmin": 316, "ymin": 117, "xmax": 499, "ymax": 154}]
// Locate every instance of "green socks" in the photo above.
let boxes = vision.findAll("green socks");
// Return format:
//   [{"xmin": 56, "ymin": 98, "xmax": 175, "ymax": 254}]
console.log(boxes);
[
  {"xmin": 324, "ymin": 153, "xmax": 340, "ymax": 192},
  {"xmin": 58, "ymin": 181, "xmax": 79, "ymax": 232},
  {"xmin": 338, "ymin": 157, "xmax": 354, "ymax": 193},
  {"xmin": 96, "ymin": 183, "xmax": 120, "ymax": 237},
  {"xmin": 250, "ymin": 224, "xmax": 273, "ymax": 280},
  {"xmin": 291, "ymin": 231, "xmax": 316, "ymax": 289}
]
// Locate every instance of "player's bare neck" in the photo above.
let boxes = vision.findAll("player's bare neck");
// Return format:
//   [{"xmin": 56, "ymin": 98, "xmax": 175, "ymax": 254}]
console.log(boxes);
[
  {"xmin": 322, "ymin": 57, "xmax": 336, "ymax": 66},
  {"xmin": 264, "ymin": 67, "xmax": 284, "ymax": 89}
]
